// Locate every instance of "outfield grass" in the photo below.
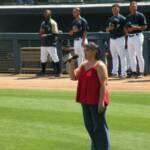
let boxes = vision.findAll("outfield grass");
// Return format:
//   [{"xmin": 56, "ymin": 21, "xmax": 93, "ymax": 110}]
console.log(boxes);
[{"xmin": 0, "ymin": 89, "xmax": 150, "ymax": 150}]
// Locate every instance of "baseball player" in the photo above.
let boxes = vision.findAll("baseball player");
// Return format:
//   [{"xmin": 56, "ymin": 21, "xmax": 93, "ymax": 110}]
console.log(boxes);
[
  {"xmin": 106, "ymin": 4, "xmax": 127, "ymax": 78},
  {"xmin": 69, "ymin": 7, "xmax": 89, "ymax": 66},
  {"xmin": 125, "ymin": 1, "xmax": 147, "ymax": 78},
  {"xmin": 38, "ymin": 9, "xmax": 61, "ymax": 77}
]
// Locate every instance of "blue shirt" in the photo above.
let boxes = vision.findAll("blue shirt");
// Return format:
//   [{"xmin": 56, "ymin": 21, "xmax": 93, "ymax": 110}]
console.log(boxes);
[
  {"xmin": 125, "ymin": 11, "xmax": 147, "ymax": 34},
  {"xmin": 40, "ymin": 20, "xmax": 56, "ymax": 46},
  {"xmin": 107, "ymin": 14, "xmax": 126, "ymax": 39},
  {"xmin": 72, "ymin": 17, "xmax": 89, "ymax": 39}
]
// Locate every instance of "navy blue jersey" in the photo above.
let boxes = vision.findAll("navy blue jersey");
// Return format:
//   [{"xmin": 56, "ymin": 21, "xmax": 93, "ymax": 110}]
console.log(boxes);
[
  {"xmin": 126, "ymin": 11, "xmax": 147, "ymax": 34},
  {"xmin": 72, "ymin": 17, "xmax": 89, "ymax": 39},
  {"xmin": 107, "ymin": 14, "xmax": 126, "ymax": 39},
  {"xmin": 40, "ymin": 20, "xmax": 56, "ymax": 46}
]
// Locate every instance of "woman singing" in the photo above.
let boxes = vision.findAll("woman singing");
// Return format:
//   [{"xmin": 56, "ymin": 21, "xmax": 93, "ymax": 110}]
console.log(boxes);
[{"xmin": 68, "ymin": 42, "xmax": 111, "ymax": 150}]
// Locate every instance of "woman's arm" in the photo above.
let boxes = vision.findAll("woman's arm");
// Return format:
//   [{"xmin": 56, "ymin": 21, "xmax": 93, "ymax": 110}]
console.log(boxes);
[
  {"xmin": 96, "ymin": 61, "xmax": 108, "ymax": 113},
  {"xmin": 68, "ymin": 60, "xmax": 82, "ymax": 81}
]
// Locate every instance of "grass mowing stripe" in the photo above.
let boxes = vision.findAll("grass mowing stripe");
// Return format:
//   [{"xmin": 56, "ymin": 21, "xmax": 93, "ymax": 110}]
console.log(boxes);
[
  {"xmin": 0, "ymin": 89, "xmax": 75, "ymax": 100},
  {"xmin": 110, "ymin": 130, "xmax": 150, "ymax": 150},
  {"xmin": 0, "ymin": 136, "xmax": 89, "ymax": 150},
  {"xmin": 1, "ymin": 106, "xmax": 149, "ymax": 133},
  {"xmin": 0, "ymin": 119, "xmax": 87, "ymax": 140},
  {"xmin": 0, "ymin": 89, "xmax": 150, "ymax": 104},
  {"xmin": 1, "ymin": 97, "xmax": 150, "ymax": 119},
  {"xmin": 0, "ymin": 97, "xmax": 80, "ymax": 113},
  {"xmin": 108, "ymin": 115, "xmax": 150, "ymax": 133},
  {"xmin": 110, "ymin": 92, "xmax": 150, "ymax": 105},
  {"xmin": 0, "ymin": 107, "xmax": 83, "ymax": 126},
  {"xmin": 108, "ymin": 103, "xmax": 150, "ymax": 119}
]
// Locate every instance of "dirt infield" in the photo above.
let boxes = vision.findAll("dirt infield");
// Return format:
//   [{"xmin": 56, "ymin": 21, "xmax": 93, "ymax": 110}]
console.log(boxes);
[{"xmin": 0, "ymin": 74, "xmax": 150, "ymax": 91}]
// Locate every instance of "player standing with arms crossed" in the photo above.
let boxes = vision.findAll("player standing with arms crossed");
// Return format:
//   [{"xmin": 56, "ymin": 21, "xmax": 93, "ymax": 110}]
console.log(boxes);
[
  {"xmin": 69, "ymin": 7, "xmax": 89, "ymax": 66},
  {"xmin": 125, "ymin": 1, "xmax": 147, "ymax": 78},
  {"xmin": 106, "ymin": 4, "xmax": 127, "ymax": 78},
  {"xmin": 38, "ymin": 9, "xmax": 61, "ymax": 77}
]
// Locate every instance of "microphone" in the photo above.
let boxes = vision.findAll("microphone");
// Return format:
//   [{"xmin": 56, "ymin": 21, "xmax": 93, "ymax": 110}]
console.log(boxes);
[{"xmin": 64, "ymin": 54, "xmax": 78, "ymax": 64}]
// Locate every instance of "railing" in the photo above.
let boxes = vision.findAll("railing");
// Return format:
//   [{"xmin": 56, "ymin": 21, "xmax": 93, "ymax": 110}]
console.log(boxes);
[{"xmin": 0, "ymin": 32, "xmax": 149, "ymax": 74}]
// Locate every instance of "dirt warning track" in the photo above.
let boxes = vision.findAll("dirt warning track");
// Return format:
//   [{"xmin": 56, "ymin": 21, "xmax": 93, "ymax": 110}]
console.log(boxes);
[{"xmin": 0, "ymin": 74, "xmax": 149, "ymax": 91}]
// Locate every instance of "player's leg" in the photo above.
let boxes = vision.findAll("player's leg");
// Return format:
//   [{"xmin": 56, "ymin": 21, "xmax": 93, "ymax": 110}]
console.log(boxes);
[
  {"xmin": 127, "ymin": 37, "xmax": 137, "ymax": 76},
  {"xmin": 110, "ymin": 39, "xmax": 119, "ymax": 77},
  {"xmin": 79, "ymin": 39, "xmax": 86, "ymax": 64},
  {"xmin": 125, "ymin": 49, "xmax": 132, "ymax": 74},
  {"xmin": 38, "ymin": 46, "xmax": 48, "ymax": 75},
  {"xmin": 135, "ymin": 33, "xmax": 145, "ymax": 77},
  {"xmin": 48, "ymin": 47, "xmax": 61, "ymax": 76},
  {"xmin": 74, "ymin": 39, "xmax": 85, "ymax": 66},
  {"xmin": 79, "ymin": 38, "xmax": 88, "ymax": 65},
  {"xmin": 117, "ymin": 37, "xmax": 127, "ymax": 77}
]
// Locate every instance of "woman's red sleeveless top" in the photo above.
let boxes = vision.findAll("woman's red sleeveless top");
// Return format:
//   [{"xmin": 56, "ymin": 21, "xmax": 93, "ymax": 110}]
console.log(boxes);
[{"xmin": 76, "ymin": 65, "xmax": 109, "ymax": 105}]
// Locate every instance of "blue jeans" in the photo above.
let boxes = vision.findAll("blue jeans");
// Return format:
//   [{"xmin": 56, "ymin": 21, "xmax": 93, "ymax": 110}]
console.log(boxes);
[{"xmin": 82, "ymin": 104, "xmax": 111, "ymax": 150}]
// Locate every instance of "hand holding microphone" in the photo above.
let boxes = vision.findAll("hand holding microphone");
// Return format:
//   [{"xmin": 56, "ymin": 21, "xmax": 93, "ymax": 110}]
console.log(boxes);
[{"xmin": 64, "ymin": 54, "xmax": 78, "ymax": 64}]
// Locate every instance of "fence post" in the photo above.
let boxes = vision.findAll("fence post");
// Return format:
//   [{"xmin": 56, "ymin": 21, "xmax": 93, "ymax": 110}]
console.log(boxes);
[
  {"xmin": 143, "ymin": 33, "xmax": 150, "ymax": 75},
  {"xmin": 13, "ymin": 39, "xmax": 20, "ymax": 73}
]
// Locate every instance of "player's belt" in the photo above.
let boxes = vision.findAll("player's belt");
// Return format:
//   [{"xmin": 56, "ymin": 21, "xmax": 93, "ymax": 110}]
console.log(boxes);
[
  {"xmin": 128, "ymin": 33, "xmax": 140, "ymax": 37},
  {"xmin": 110, "ymin": 35, "xmax": 124, "ymax": 39},
  {"xmin": 74, "ymin": 37, "xmax": 81, "ymax": 40}
]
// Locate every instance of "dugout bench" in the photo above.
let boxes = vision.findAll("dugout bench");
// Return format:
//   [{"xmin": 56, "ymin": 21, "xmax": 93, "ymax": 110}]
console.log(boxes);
[
  {"xmin": 20, "ymin": 46, "xmax": 73, "ymax": 74},
  {"xmin": 20, "ymin": 47, "xmax": 55, "ymax": 73}
]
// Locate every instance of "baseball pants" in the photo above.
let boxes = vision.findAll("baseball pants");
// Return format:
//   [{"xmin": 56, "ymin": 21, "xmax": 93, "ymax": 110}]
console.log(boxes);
[
  {"xmin": 82, "ymin": 104, "xmax": 111, "ymax": 150},
  {"xmin": 110, "ymin": 37, "xmax": 127, "ymax": 76},
  {"xmin": 74, "ymin": 38, "xmax": 88, "ymax": 66},
  {"xmin": 40, "ymin": 46, "xmax": 59, "ymax": 63},
  {"xmin": 127, "ymin": 33, "xmax": 144, "ymax": 73},
  {"xmin": 125, "ymin": 49, "xmax": 131, "ymax": 70}
]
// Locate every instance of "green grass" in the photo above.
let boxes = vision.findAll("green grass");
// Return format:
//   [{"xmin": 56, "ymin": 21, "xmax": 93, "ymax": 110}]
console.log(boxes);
[{"xmin": 0, "ymin": 89, "xmax": 150, "ymax": 150}]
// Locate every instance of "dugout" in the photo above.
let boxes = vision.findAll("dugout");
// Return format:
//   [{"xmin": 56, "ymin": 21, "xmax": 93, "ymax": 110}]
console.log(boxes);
[{"xmin": 0, "ymin": 3, "xmax": 150, "ymax": 74}]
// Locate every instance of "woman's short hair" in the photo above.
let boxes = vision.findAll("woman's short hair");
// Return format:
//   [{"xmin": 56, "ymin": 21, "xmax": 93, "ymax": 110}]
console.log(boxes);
[
  {"xmin": 85, "ymin": 42, "xmax": 100, "ymax": 60},
  {"xmin": 112, "ymin": 3, "xmax": 120, "ymax": 8},
  {"xmin": 73, "ymin": 7, "xmax": 81, "ymax": 13}
]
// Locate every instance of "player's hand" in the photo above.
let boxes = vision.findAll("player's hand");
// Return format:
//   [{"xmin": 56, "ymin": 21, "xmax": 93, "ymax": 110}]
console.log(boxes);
[
  {"xmin": 108, "ymin": 25, "xmax": 114, "ymax": 31},
  {"xmin": 131, "ymin": 25, "xmax": 141, "ymax": 31},
  {"xmin": 127, "ymin": 26, "xmax": 134, "ymax": 32},
  {"xmin": 69, "ymin": 30, "xmax": 74, "ymax": 36},
  {"xmin": 41, "ymin": 34, "xmax": 47, "ymax": 38},
  {"xmin": 128, "ymin": 25, "xmax": 140, "ymax": 32},
  {"xmin": 98, "ymin": 101, "xmax": 106, "ymax": 113},
  {"xmin": 110, "ymin": 26, "xmax": 114, "ymax": 30}
]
